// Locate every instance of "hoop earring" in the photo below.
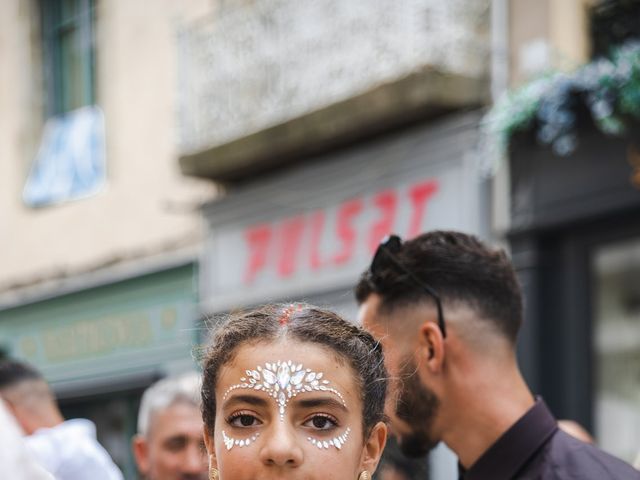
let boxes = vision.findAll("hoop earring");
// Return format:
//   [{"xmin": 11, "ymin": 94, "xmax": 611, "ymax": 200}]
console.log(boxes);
[
  {"xmin": 209, "ymin": 467, "xmax": 219, "ymax": 480},
  {"xmin": 358, "ymin": 471, "xmax": 371, "ymax": 480}
]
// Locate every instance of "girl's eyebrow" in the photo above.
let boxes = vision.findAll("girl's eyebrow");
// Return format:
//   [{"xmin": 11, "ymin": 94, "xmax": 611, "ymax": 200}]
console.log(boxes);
[
  {"xmin": 223, "ymin": 394, "xmax": 269, "ymax": 409},
  {"xmin": 293, "ymin": 397, "xmax": 348, "ymax": 413}
]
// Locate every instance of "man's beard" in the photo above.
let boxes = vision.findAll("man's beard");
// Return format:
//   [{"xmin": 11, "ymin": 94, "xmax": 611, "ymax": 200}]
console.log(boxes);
[{"xmin": 393, "ymin": 357, "xmax": 441, "ymax": 458}]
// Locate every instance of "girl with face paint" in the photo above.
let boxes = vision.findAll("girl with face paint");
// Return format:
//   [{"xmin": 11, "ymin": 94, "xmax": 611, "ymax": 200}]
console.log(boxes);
[{"xmin": 201, "ymin": 304, "xmax": 388, "ymax": 480}]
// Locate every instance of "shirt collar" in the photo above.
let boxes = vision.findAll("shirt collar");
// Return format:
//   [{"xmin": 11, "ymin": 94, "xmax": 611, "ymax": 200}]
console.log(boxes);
[{"xmin": 458, "ymin": 397, "xmax": 558, "ymax": 480}]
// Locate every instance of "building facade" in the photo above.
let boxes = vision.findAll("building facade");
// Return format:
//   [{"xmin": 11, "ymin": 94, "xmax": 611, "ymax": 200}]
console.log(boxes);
[
  {"xmin": 177, "ymin": 1, "xmax": 492, "ymax": 477},
  {"xmin": 0, "ymin": 0, "xmax": 215, "ymax": 476},
  {"xmin": 501, "ymin": 0, "xmax": 640, "ymax": 466},
  {"xmin": 4, "ymin": 0, "xmax": 635, "ymax": 478}
]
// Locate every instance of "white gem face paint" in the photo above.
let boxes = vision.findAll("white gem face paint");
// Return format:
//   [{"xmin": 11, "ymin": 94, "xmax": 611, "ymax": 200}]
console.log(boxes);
[
  {"xmin": 222, "ymin": 430, "xmax": 260, "ymax": 451},
  {"xmin": 222, "ymin": 360, "xmax": 347, "ymax": 421},
  {"xmin": 307, "ymin": 427, "xmax": 351, "ymax": 451}
]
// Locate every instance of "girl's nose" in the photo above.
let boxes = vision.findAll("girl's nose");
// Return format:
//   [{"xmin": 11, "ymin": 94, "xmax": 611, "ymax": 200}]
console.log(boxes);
[{"xmin": 258, "ymin": 420, "xmax": 304, "ymax": 468}]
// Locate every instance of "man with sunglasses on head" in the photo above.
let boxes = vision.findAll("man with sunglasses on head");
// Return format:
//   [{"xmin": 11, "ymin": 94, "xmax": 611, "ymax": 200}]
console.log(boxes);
[{"xmin": 356, "ymin": 231, "xmax": 639, "ymax": 479}]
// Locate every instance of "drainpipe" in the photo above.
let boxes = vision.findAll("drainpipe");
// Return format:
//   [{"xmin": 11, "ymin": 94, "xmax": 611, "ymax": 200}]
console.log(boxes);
[
  {"xmin": 490, "ymin": 0, "xmax": 511, "ymax": 241},
  {"xmin": 491, "ymin": 0, "xmax": 509, "ymax": 102}
]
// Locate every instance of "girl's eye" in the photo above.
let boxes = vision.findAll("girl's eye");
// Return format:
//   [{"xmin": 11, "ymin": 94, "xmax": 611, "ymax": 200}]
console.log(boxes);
[
  {"xmin": 303, "ymin": 414, "xmax": 338, "ymax": 430},
  {"xmin": 228, "ymin": 413, "xmax": 261, "ymax": 427}
]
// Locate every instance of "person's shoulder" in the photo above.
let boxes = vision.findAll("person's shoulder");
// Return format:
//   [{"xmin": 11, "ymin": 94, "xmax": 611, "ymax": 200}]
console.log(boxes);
[
  {"xmin": 30, "ymin": 419, "xmax": 123, "ymax": 480},
  {"xmin": 28, "ymin": 419, "xmax": 95, "ymax": 449},
  {"xmin": 545, "ymin": 430, "xmax": 640, "ymax": 479}
]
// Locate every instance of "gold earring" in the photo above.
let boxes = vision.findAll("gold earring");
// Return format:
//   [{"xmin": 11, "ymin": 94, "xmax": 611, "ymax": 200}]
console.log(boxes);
[
  {"xmin": 358, "ymin": 471, "xmax": 371, "ymax": 480},
  {"xmin": 209, "ymin": 467, "xmax": 219, "ymax": 480}
]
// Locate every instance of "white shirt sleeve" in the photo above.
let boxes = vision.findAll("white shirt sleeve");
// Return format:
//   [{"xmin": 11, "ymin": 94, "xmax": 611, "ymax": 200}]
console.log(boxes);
[
  {"xmin": 26, "ymin": 419, "xmax": 124, "ymax": 480},
  {"xmin": 0, "ymin": 399, "xmax": 54, "ymax": 480}
]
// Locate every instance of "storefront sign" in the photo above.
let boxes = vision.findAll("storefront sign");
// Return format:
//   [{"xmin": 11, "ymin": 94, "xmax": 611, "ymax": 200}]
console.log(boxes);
[
  {"xmin": 0, "ymin": 265, "xmax": 197, "ymax": 385},
  {"xmin": 37, "ymin": 311, "xmax": 155, "ymax": 362},
  {"xmin": 203, "ymin": 170, "xmax": 478, "ymax": 311},
  {"xmin": 199, "ymin": 113, "xmax": 483, "ymax": 312},
  {"xmin": 241, "ymin": 179, "xmax": 438, "ymax": 284}
]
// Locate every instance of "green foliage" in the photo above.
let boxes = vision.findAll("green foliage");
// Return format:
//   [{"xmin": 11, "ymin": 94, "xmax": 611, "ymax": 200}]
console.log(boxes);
[{"xmin": 484, "ymin": 41, "xmax": 640, "ymax": 157}]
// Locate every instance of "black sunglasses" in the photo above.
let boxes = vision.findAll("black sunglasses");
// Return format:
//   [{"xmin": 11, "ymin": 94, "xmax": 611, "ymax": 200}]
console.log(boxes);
[{"xmin": 369, "ymin": 234, "xmax": 447, "ymax": 338}]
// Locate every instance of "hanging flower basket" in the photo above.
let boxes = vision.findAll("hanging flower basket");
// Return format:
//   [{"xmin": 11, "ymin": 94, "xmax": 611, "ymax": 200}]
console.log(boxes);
[{"xmin": 484, "ymin": 40, "xmax": 640, "ymax": 158}]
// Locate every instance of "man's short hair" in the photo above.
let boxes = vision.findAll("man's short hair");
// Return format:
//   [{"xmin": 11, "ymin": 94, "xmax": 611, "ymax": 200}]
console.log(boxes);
[
  {"xmin": 137, "ymin": 371, "xmax": 202, "ymax": 437},
  {"xmin": 355, "ymin": 230, "xmax": 524, "ymax": 343},
  {"xmin": 0, "ymin": 360, "xmax": 44, "ymax": 391}
]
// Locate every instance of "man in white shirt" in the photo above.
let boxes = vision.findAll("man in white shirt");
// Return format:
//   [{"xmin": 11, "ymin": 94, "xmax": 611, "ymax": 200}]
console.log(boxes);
[
  {"xmin": 0, "ymin": 360, "xmax": 123, "ymax": 480},
  {"xmin": 132, "ymin": 372, "xmax": 208, "ymax": 480}
]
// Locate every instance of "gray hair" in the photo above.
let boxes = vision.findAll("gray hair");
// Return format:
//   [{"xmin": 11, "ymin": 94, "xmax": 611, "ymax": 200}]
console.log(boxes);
[{"xmin": 137, "ymin": 371, "xmax": 202, "ymax": 437}]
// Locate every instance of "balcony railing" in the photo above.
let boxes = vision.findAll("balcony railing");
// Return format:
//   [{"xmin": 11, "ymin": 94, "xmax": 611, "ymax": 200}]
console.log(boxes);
[{"xmin": 177, "ymin": 0, "xmax": 490, "ymax": 180}]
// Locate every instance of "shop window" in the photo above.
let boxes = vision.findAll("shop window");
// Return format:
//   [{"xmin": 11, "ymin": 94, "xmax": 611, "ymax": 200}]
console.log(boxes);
[
  {"xmin": 593, "ymin": 238, "xmax": 640, "ymax": 463},
  {"xmin": 24, "ymin": 0, "xmax": 105, "ymax": 207},
  {"xmin": 42, "ymin": 0, "xmax": 95, "ymax": 115}
]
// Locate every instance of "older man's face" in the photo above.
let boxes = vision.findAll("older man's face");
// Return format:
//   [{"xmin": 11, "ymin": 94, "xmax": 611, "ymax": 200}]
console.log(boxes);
[{"xmin": 133, "ymin": 402, "xmax": 208, "ymax": 480}]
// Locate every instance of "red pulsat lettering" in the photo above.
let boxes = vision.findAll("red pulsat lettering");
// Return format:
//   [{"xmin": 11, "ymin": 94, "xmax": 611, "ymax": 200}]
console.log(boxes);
[
  {"xmin": 407, "ymin": 180, "xmax": 438, "ymax": 238},
  {"xmin": 240, "ymin": 178, "xmax": 442, "ymax": 284},
  {"xmin": 277, "ymin": 216, "xmax": 306, "ymax": 278},
  {"xmin": 309, "ymin": 211, "xmax": 326, "ymax": 271},
  {"xmin": 243, "ymin": 224, "xmax": 273, "ymax": 284},
  {"xmin": 333, "ymin": 199, "xmax": 363, "ymax": 265},
  {"xmin": 368, "ymin": 190, "xmax": 398, "ymax": 254}
]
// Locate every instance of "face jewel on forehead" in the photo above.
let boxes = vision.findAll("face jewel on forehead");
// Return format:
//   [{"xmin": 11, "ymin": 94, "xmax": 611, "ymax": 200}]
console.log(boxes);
[{"xmin": 223, "ymin": 360, "xmax": 346, "ymax": 421}]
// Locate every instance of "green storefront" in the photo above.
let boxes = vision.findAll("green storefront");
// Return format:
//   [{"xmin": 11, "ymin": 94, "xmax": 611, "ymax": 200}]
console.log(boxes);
[{"xmin": 0, "ymin": 263, "xmax": 199, "ymax": 479}]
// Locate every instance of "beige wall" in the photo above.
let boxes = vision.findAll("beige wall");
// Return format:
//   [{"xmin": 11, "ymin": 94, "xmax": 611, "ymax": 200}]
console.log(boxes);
[
  {"xmin": 0, "ymin": 0, "xmax": 216, "ymax": 293},
  {"xmin": 509, "ymin": 0, "xmax": 595, "ymax": 86}
]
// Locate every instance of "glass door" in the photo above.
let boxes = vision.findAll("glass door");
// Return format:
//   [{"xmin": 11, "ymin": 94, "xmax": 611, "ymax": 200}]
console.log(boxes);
[{"xmin": 592, "ymin": 237, "xmax": 640, "ymax": 464}]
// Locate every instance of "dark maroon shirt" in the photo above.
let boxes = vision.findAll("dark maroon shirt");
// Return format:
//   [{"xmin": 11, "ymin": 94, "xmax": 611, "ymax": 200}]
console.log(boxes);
[{"xmin": 458, "ymin": 398, "xmax": 640, "ymax": 479}]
